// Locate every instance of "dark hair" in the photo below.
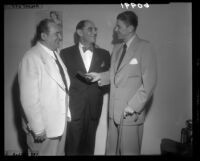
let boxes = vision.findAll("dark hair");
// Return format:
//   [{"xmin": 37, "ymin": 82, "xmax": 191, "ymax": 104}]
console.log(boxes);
[
  {"xmin": 31, "ymin": 18, "xmax": 55, "ymax": 47},
  {"xmin": 74, "ymin": 20, "xmax": 90, "ymax": 44},
  {"xmin": 76, "ymin": 20, "xmax": 90, "ymax": 30},
  {"xmin": 117, "ymin": 11, "xmax": 138, "ymax": 31}
]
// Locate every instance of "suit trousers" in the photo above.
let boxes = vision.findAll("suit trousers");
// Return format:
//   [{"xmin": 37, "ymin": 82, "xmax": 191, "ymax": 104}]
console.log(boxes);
[
  {"xmin": 105, "ymin": 118, "xmax": 143, "ymax": 155},
  {"xmin": 26, "ymin": 118, "xmax": 67, "ymax": 156},
  {"xmin": 66, "ymin": 105, "xmax": 99, "ymax": 155}
]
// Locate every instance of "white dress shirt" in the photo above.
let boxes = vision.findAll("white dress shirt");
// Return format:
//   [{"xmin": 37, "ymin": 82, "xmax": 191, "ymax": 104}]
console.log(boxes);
[{"xmin": 79, "ymin": 43, "xmax": 93, "ymax": 72}]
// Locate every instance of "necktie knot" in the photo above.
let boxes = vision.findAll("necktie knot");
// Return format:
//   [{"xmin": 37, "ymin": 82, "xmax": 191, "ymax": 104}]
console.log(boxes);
[
  {"xmin": 116, "ymin": 43, "xmax": 127, "ymax": 71},
  {"xmin": 82, "ymin": 46, "xmax": 93, "ymax": 53},
  {"xmin": 123, "ymin": 43, "xmax": 127, "ymax": 50}
]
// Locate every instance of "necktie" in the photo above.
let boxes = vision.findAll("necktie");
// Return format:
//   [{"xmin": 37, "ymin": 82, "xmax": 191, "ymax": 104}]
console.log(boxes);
[
  {"xmin": 116, "ymin": 44, "xmax": 127, "ymax": 71},
  {"xmin": 53, "ymin": 51, "xmax": 68, "ymax": 93},
  {"xmin": 82, "ymin": 45, "xmax": 93, "ymax": 53}
]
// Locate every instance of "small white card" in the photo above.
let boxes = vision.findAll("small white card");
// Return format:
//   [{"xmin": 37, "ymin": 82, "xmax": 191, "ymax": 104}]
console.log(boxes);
[
  {"xmin": 129, "ymin": 58, "xmax": 138, "ymax": 65},
  {"xmin": 100, "ymin": 61, "xmax": 105, "ymax": 68}
]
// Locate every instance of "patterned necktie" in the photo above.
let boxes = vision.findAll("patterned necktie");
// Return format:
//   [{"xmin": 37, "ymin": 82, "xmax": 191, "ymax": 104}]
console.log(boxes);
[
  {"xmin": 116, "ymin": 43, "xmax": 127, "ymax": 71},
  {"xmin": 53, "ymin": 51, "xmax": 68, "ymax": 93},
  {"xmin": 82, "ymin": 45, "xmax": 93, "ymax": 53}
]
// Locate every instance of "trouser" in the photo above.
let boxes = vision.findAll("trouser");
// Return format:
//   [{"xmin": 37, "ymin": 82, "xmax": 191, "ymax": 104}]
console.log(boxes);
[
  {"xmin": 66, "ymin": 115, "xmax": 99, "ymax": 155},
  {"xmin": 105, "ymin": 118, "xmax": 143, "ymax": 155}
]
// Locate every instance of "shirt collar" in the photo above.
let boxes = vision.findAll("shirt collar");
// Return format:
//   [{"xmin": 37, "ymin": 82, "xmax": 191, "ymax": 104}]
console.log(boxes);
[
  {"xmin": 38, "ymin": 42, "xmax": 56, "ymax": 60},
  {"xmin": 79, "ymin": 42, "xmax": 84, "ymax": 50},
  {"xmin": 79, "ymin": 42, "xmax": 93, "ymax": 53}
]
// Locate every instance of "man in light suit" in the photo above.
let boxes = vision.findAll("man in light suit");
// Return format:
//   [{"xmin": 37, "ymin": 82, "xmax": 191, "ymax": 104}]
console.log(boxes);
[
  {"xmin": 60, "ymin": 20, "xmax": 110, "ymax": 155},
  {"xmin": 87, "ymin": 11, "xmax": 157, "ymax": 155},
  {"xmin": 18, "ymin": 18, "xmax": 70, "ymax": 156}
]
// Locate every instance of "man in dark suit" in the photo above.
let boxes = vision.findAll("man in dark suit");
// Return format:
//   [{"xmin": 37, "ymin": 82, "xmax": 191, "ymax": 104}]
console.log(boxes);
[{"xmin": 60, "ymin": 20, "xmax": 110, "ymax": 155}]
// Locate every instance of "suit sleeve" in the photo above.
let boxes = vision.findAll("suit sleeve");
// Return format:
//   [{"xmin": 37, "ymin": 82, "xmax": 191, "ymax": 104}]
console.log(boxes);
[
  {"xmin": 99, "ymin": 70, "xmax": 110, "ymax": 86},
  {"xmin": 99, "ymin": 51, "xmax": 111, "ymax": 86},
  {"xmin": 18, "ymin": 53, "xmax": 45, "ymax": 134},
  {"xmin": 127, "ymin": 43, "xmax": 157, "ymax": 114}
]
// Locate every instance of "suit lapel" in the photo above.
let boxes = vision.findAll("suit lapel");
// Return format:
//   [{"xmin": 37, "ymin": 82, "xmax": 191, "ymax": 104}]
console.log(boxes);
[
  {"xmin": 88, "ymin": 47, "xmax": 100, "ymax": 73},
  {"xmin": 115, "ymin": 35, "xmax": 139, "ymax": 73},
  {"xmin": 56, "ymin": 52, "xmax": 70, "ymax": 90},
  {"xmin": 37, "ymin": 43, "xmax": 66, "ymax": 90}
]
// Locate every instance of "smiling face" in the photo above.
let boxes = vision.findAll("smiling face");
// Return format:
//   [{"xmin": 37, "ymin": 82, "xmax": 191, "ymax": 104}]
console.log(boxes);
[
  {"xmin": 114, "ymin": 19, "xmax": 134, "ymax": 42},
  {"xmin": 77, "ymin": 21, "xmax": 97, "ymax": 46}
]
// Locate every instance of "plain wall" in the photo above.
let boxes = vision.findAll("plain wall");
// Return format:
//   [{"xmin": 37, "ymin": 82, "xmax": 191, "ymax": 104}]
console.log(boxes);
[{"xmin": 4, "ymin": 3, "xmax": 192, "ymax": 155}]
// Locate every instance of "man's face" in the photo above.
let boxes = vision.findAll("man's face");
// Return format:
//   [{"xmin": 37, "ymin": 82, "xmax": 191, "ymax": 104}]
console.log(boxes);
[
  {"xmin": 44, "ymin": 22, "xmax": 62, "ymax": 50},
  {"xmin": 79, "ymin": 21, "xmax": 97, "ymax": 45},
  {"xmin": 114, "ymin": 19, "xmax": 132, "ymax": 41}
]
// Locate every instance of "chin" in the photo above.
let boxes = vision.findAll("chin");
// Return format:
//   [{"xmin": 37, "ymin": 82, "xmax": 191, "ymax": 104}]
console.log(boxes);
[
  {"xmin": 89, "ymin": 40, "xmax": 96, "ymax": 44},
  {"xmin": 90, "ymin": 37, "xmax": 96, "ymax": 42}
]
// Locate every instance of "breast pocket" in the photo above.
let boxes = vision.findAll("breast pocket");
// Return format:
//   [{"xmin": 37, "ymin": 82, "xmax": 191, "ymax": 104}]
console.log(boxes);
[{"xmin": 127, "ymin": 64, "xmax": 141, "ymax": 78}]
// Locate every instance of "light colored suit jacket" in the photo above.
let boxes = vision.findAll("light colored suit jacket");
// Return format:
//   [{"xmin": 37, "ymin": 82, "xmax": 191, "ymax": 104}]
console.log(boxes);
[
  {"xmin": 18, "ymin": 42, "xmax": 70, "ymax": 138},
  {"xmin": 100, "ymin": 35, "xmax": 157, "ymax": 125}
]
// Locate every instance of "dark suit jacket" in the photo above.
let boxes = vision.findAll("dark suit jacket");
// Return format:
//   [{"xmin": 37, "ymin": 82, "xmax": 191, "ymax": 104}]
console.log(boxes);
[{"xmin": 60, "ymin": 44, "xmax": 110, "ymax": 121}]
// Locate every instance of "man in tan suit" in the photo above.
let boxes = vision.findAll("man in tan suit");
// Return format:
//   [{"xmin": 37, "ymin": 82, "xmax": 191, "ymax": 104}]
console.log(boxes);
[
  {"xmin": 87, "ymin": 11, "xmax": 157, "ymax": 155},
  {"xmin": 18, "ymin": 19, "xmax": 70, "ymax": 155}
]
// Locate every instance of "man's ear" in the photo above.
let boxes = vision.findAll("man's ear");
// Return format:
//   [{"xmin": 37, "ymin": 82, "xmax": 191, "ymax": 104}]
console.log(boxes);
[
  {"xmin": 76, "ymin": 29, "xmax": 83, "ymax": 37},
  {"xmin": 41, "ymin": 32, "xmax": 47, "ymax": 41}
]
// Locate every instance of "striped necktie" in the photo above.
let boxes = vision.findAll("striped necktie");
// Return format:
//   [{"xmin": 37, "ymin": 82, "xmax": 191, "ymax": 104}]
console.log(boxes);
[
  {"xmin": 116, "ymin": 44, "xmax": 127, "ymax": 71},
  {"xmin": 53, "ymin": 51, "xmax": 68, "ymax": 93}
]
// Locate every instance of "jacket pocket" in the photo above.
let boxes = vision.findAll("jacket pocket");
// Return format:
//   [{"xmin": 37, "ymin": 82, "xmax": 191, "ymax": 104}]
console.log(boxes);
[{"xmin": 127, "ymin": 64, "xmax": 141, "ymax": 78}]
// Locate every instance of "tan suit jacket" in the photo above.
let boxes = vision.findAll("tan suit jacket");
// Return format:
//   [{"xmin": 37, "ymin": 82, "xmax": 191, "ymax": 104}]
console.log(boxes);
[
  {"xmin": 100, "ymin": 35, "xmax": 157, "ymax": 125},
  {"xmin": 18, "ymin": 42, "xmax": 70, "ymax": 138}
]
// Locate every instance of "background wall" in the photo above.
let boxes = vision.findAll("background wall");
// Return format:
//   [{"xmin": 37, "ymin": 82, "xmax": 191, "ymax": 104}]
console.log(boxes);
[{"xmin": 4, "ymin": 3, "xmax": 192, "ymax": 155}]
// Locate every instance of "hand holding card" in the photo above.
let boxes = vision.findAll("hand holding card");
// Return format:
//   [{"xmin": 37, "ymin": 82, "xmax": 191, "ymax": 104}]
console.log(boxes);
[
  {"xmin": 85, "ymin": 72, "xmax": 101, "ymax": 82},
  {"xmin": 76, "ymin": 71, "xmax": 93, "ymax": 82}
]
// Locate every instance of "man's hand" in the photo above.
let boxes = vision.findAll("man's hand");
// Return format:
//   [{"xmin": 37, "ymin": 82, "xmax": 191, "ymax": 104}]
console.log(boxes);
[
  {"xmin": 85, "ymin": 72, "xmax": 101, "ymax": 82},
  {"xmin": 34, "ymin": 131, "xmax": 47, "ymax": 143},
  {"xmin": 123, "ymin": 106, "xmax": 138, "ymax": 122}
]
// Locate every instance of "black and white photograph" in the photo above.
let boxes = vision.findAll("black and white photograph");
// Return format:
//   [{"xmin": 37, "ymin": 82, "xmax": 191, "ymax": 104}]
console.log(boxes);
[{"xmin": 4, "ymin": 3, "xmax": 194, "ymax": 156}]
